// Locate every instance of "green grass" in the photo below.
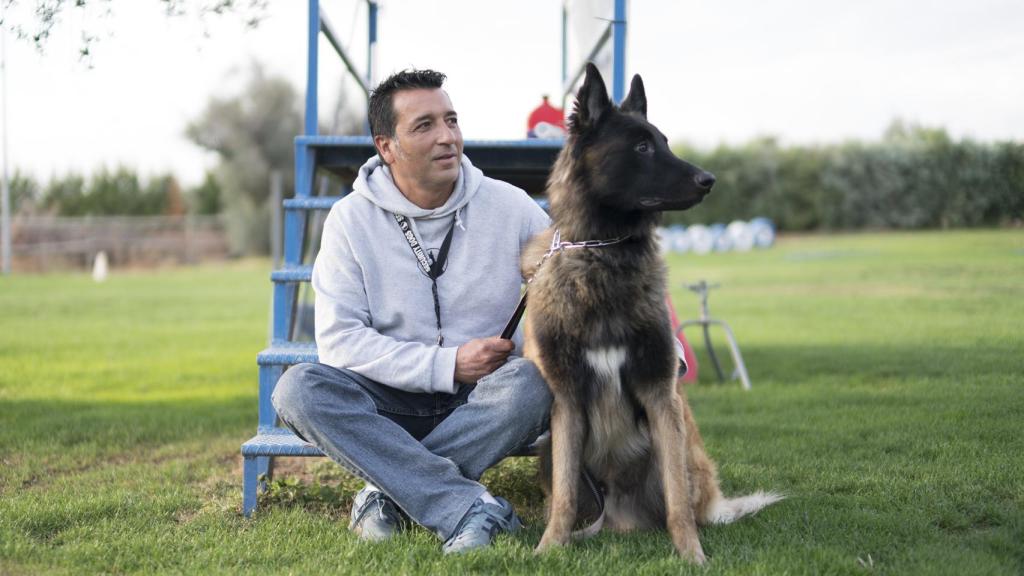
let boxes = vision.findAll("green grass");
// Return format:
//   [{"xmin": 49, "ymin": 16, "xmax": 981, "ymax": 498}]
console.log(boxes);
[{"xmin": 1, "ymin": 230, "xmax": 1022, "ymax": 574}]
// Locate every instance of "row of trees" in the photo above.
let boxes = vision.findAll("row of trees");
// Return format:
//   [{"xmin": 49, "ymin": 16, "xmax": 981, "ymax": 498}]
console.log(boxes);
[
  {"xmin": 9, "ymin": 168, "xmax": 221, "ymax": 217},
  {"xmin": 668, "ymin": 122, "xmax": 1024, "ymax": 230},
  {"xmin": 16, "ymin": 80, "xmax": 1021, "ymax": 258}
]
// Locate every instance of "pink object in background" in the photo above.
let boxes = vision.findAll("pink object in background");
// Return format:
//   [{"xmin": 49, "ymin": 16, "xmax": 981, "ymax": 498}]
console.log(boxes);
[{"xmin": 667, "ymin": 295, "xmax": 699, "ymax": 384}]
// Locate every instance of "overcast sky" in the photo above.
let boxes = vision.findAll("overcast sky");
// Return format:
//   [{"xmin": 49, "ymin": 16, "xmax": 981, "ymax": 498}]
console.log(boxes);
[{"xmin": 2, "ymin": 0, "xmax": 1023, "ymax": 187}]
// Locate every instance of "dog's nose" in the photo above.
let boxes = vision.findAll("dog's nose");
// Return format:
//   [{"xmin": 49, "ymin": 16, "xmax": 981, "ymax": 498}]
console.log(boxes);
[{"xmin": 695, "ymin": 171, "xmax": 716, "ymax": 190}]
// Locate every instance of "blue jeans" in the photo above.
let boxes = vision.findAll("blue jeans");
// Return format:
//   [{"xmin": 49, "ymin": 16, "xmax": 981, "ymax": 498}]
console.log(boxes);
[{"xmin": 271, "ymin": 357, "xmax": 551, "ymax": 540}]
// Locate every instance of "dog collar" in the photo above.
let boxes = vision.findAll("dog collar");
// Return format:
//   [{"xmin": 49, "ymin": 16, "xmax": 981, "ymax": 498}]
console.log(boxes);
[
  {"xmin": 501, "ymin": 229, "xmax": 632, "ymax": 340},
  {"xmin": 527, "ymin": 228, "xmax": 631, "ymax": 284},
  {"xmin": 546, "ymin": 229, "xmax": 631, "ymax": 254}
]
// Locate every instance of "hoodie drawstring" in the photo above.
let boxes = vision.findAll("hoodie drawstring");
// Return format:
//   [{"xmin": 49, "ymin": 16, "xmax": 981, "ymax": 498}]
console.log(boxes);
[{"xmin": 455, "ymin": 207, "xmax": 466, "ymax": 232}]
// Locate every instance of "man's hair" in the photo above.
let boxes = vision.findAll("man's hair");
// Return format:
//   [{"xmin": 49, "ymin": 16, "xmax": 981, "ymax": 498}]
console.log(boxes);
[{"xmin": 368, "ymin": 69, "xmax": 447, "ymax": 139}]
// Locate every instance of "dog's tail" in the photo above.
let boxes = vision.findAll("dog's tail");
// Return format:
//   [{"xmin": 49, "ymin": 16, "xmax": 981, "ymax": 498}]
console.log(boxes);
[{"xmin": 703, "ymin": 491, "xmax": 784, "ymax": 525}]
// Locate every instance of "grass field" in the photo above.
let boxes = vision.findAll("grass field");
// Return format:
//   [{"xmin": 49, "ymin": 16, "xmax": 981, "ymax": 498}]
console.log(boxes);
[{"xmin": 1, "ymin": 229, "xmax": 1022, "ymax": 575}]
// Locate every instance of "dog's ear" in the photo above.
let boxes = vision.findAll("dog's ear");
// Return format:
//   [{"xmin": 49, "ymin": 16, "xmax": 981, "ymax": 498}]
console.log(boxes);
[
  {"xmin": 620, "ymin": 74, "xmax": 647, "ymax": 118},
  {"xmin": 569, "ymin": 63, "xmax": 611, "ymax": 134}
]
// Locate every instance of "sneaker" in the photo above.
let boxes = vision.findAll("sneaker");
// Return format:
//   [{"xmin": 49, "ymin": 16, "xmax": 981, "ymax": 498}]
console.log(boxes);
[
  {"xmin": 442, "ymin": 496, "xmax": 522, "ymax": 555},
  {"xmin": 349, "ymin": 487, "xmax": 403, "ymax": 541}
]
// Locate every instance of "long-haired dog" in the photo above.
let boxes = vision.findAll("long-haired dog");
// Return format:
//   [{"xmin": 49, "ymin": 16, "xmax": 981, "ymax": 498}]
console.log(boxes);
[{"xmin": 522, "ymin": 64, "xmax": 781, "ymax": 563}]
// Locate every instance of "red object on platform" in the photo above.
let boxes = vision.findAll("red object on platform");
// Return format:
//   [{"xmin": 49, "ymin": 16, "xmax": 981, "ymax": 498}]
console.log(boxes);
[
  {"xmin": 527, "ymin": 96, "xmax": 566, "ymax": 137},
  {"xmin": 667, "ymin": 295, "xmax": 699, "ymax": 384}
]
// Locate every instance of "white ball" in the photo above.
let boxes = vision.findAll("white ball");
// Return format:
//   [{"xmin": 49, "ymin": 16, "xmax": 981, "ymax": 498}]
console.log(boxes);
[
  {"xmin": 750, "ymin": 217, "xmax": 776, "ymax": 248},
  {"xmin": 727, "ymin": 220, "xmax": 755, "ymax": 252},
  {"xmin": 688, "ymin": 225, "xmax": 714, "ymax": 255}
]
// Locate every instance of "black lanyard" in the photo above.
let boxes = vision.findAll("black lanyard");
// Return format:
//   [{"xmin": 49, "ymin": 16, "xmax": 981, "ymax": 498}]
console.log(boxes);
[{"xmin": 393, "ymin": 213, "xmax": 457, "ymax": 345}]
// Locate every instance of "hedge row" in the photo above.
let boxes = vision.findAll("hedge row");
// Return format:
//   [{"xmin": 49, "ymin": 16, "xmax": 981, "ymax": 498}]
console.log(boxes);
[{"xmin": 668, "ymin": 124, "xmax": 1024, "ymax": 230}]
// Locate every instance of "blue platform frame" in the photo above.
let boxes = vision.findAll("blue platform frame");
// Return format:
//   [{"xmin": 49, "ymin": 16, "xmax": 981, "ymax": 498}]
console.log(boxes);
[
  {"xmin": 561, "ymin": 0, "xmax": 629, "ymax": 108},
  {"xmin": 241, "ymin": 0, "xmax": 628, "ymax": 518}
]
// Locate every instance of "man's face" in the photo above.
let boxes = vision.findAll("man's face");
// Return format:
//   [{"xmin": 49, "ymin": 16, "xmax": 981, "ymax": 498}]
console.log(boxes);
[{"xmin": 376, "ymin": 88, "xmax": 463, "ymax": 193}]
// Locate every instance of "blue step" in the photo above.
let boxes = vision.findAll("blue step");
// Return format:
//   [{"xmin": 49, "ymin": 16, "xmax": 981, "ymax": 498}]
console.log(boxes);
[
  {"xmin": 257, "ymin": 342, "xmax": 318, "ymax": 366},
  {"xmin": 271, "ymin": 265, "xmax": 313, "ymax": 283},
  {"xmin": 242, "ymin": 426, "xmax": 323, "ymax": 457},
  {"xmin": 283, "ymin": 196, "xmax": 343, "ymax": 210}
]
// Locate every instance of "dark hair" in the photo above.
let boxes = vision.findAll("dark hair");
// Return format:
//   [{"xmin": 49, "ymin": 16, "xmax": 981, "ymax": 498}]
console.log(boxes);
[{"xmin": 368, "ymin": 69, "xmax": 447, "ymax": 138}]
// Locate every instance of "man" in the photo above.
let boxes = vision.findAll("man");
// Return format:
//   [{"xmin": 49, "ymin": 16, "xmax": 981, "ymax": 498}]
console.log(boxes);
[{"xmin": 271, "ymin": 69, "xmax": 552, "ymax": 554}]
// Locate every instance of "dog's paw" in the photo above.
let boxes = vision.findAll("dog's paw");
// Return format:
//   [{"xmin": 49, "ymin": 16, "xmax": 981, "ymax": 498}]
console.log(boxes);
[
  {"xmin": 674, "ymin": 540, "xmax": 706, "ymax": 565},
  {"xmin": 534, "ymin": 533, "xmax": 569, "ymax": 555}
]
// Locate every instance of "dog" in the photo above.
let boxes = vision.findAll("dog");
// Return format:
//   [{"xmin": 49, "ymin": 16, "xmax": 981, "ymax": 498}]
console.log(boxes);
[{"xmin": 522, "ymin": 64, "xmax": 782, "ymax": 563}]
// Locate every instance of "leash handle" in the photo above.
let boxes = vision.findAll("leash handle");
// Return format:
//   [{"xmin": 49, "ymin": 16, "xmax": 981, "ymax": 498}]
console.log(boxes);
[{"xmin": 499, "ymin": 292, "xmax": 528, "ymax": 340}]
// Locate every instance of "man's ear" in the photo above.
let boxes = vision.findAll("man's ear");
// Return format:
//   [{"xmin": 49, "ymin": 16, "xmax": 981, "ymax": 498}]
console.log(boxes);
[
  {"xmin": 569, "ymin": 63, "xmax": 611, "ymax": 134},
  {"xmin": 620, "ymin": 74, "xmax": 647, "ymax": 118},
  {"xmin": 374, "ymin": 134, "xmax": 396, "ymax": 165}
]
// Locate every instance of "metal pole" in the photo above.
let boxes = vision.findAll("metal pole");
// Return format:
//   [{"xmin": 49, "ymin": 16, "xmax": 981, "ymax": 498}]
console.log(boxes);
[
  {"xmin": 270, "ymin": 170, "xmax": 282, "ymax": 270},
  {"xmin": 305, "ymin": 0, "xmax": 320, "ymax": 136},
  {"xmin": 1, "ymin": 20, "xmax": 10, "ymax": 275},
  {"xmin": 367, "ymin": 1, "xmax": 378, "ymax": 88},
  {"xmin": 365, "ymin": 1, "xmax": 378, "ymax": 136},
  {"xmin": 561, "ymin": 3, "xmax": 567, "ymax": 87},
  {"xmin": 611, "ymin": 0, "xmax": 627, "ymax": 104}
]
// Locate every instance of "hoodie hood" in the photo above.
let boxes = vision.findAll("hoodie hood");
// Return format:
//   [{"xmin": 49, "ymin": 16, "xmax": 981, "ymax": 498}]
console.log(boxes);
[{"xmin": 352, "ymin": 154, "xmax": 484, "ymax": 220}]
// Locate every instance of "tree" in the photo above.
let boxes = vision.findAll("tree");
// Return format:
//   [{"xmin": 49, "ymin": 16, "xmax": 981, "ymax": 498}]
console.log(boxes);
[
  {"xmin": 42, "ymin": 172, "xmax": 86, "ymax": 215},
  {"xmin": 85, "ymin": 167, "xmax": 146, "ymax": 215},
  {"xmin": 1, "ymin": 0, "xmax": 269, "ymax": 60},
  {"xmin": 187, "ymin": 171, "xmax": 222, "ymax": 215},
  {"xmin": 9, "ymin": 170, "xmax": 41, "ymax": 215},
  {"xmin": 186, "ymin": 62, "xmax": 302, "ymax": 255},
  {"xmin": 145, "ymin": 173, "xmax": 187, "ymax": 216}
]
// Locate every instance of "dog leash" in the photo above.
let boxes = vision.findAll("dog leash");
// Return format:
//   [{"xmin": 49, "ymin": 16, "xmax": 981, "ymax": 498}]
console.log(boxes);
[
  {"xmin": 499, "ymin": 229, "xmax": 631, "ymax": 339},
  {"xmin": 573, "ymin": 467, "xmax": 607, "ymax": 541},
  {"xmin": 500, "ymin": 229, "xmax": 624, "ymax": 539}
]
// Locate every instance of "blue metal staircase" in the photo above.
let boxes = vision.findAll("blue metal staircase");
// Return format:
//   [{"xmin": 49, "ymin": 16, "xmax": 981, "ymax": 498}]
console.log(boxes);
[{"xmin": 240, "ymin": 0, "xmax": 629, "ymax": 517}]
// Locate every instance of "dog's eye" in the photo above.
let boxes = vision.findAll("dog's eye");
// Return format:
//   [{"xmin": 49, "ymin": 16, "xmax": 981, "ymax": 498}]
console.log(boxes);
[{"xmin": 635, "ymin": 141, "xmax": 653, "ymax": 154}]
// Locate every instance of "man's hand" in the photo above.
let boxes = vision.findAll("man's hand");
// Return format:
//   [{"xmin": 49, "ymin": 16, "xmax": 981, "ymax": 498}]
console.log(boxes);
[{"xmin": 455, "ymin": 337, "xmax": 514, "ymax": 384}]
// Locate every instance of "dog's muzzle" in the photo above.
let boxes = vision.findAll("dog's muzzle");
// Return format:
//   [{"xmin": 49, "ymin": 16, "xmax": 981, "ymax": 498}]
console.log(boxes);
[{"xmin": 632, "ymin": 171, "xmax": 715, "ymax": 212}]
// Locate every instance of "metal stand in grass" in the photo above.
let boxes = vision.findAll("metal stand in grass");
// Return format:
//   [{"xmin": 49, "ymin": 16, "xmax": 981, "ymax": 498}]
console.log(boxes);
[{"xmin": 677, "ymin": 281, "xmax": 752, "ymax": 390}]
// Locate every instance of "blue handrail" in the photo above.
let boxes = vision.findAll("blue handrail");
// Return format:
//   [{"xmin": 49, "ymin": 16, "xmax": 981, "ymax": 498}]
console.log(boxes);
[
  {"xmin": 560, "ymin": 0, "xmax": 629, "ymax": 108},
  {"xmin": 304, "ymin": 0, "xmax": 318, "ymax": 136},
  {"xmin": 611, "ymin": 0, "xmax": 627, "ymax": 104}
]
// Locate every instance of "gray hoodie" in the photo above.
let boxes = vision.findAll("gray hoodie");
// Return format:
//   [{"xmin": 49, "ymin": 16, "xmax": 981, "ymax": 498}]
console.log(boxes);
[{"xmin": 312, "ymin": 154, "xmax": 551, "ymax": 394}]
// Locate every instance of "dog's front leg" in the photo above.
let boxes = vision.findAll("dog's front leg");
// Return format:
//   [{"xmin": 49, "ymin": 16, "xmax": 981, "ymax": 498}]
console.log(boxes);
[
  {"xmin": 643, "ymin": 389, "xmax": 706, "ymax": 564},
  {"xmin": 536, "ymin": 394, "xmax": 585, "ymax": 554}
]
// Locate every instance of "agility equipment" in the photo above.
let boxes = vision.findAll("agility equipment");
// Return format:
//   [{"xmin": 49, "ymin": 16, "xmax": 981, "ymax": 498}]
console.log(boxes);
[{"xmin": 676, "ymin": 280, "xmax": 751, "ymax": 390}]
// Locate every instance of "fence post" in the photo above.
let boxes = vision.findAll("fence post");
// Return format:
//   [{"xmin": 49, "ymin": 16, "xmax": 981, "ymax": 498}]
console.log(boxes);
[
  {"xmin": 1, "ymin": 22, "xmax": 10, "ymax": 275},
  {"xmin": 270, "ymin": 170, "xmax": 283, "ymax": 270},
  {"xmin": 184, "ymin": 215, "xmax": 194, "ymax": 264}
]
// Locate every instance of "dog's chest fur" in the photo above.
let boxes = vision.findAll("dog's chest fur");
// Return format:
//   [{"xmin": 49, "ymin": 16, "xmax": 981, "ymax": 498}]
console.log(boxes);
[{"xmin": 582, "ymin": 345, "xmax": 651, "ymax": 471}]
